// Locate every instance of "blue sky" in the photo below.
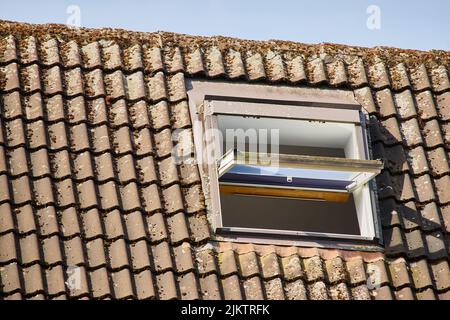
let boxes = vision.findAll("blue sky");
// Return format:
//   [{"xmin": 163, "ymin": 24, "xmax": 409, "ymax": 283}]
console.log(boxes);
[{"xmin": 1, "ymin": 0, "xmax": 449, "ymax": 51}]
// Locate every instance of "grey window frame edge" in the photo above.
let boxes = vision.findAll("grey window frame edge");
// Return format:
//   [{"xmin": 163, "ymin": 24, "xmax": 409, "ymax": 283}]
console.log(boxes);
[{"xmin": 186, "ymin": 79, "xmax": 384, "ymax": 251}]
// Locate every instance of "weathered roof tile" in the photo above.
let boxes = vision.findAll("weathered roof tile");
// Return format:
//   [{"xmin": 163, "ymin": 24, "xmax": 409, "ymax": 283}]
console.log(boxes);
[
  {"xmin": 390, "ymin": 63, "xmax": 410, "ymax": 91},
  {"xmin": 409, "ymin": 64, "xmax": 431, "ymax": 91},
  {"xmin": 205, "ymin": 47, "xmax": 225, "ymax": 78},
  {"xmin": 185, "ymin": 48, "xmax": 204, "ymax": 76},
  {"xmin": 430, "ymin": 65, "xmax": 450, "ymax": 93},
  {"xmin": 368, "ymin": 60, "xmax": 390, "ymax": 89},
  {"xmin": 435, "ymin": 91, "xmax": 450, "ymax": 121}
]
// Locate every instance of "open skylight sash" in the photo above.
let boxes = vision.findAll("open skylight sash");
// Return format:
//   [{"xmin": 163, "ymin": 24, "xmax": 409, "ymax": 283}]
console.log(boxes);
[
  {"xmin": 217, "ymin": 149, "xmax": 383, "ymax": 192},
  {"xmin": 220, "ymin": 172, "xmax": 351, "ymax": 191}
]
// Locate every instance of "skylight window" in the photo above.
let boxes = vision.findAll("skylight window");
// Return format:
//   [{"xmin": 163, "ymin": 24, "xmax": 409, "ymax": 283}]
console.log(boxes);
[{"xmin": 187, "ymin": 80, "xmax": 384, "ymax": 249}]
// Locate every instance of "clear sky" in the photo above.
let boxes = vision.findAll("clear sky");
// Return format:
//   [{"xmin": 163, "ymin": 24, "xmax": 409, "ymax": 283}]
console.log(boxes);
[{"xmin": 1, "ymin": 0, "xmax": 449, "ymax": 51}]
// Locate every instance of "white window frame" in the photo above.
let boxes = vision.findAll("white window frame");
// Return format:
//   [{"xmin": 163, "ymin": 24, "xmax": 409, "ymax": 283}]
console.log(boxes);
[{"xmin": 186, "ymin": 79, "xmax": 383, "ymax": 250}]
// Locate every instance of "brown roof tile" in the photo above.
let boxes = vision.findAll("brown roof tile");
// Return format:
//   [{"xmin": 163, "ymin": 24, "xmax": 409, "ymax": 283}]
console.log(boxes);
[
  {"xmin": 40, "ymin": 235, "xmax": 63, "ymax": 265},
  {"xmin": 285, "ymin": 54, "xmax": 307, "ymax": 84},
  {"xmin": 435, "ymin": 91, "xmax": 450, "ymax": 121},
  {"xmin": 18, "ymin": 37, "xmax": 38, "ymax": 64},
  {"xmin": 89, "ymin": 267, "xmax": 111, "ymax": 299},
  {"xmin": 221, "ymin": 275, "xmax": 242, "ymax": 300},
  {"xmin": 199, "ymin": 273, "xmax": 221, "ymax": 300},
  {"xmin": 151, "ymin": 241, "xmax": 173, "ymax": 272},
  {"xmin": 0, "ymin": 262, "xmax": 21, "ymax": 295},
  {"xmin": 375, "ymin": 89, "xmax": 397, "ymax": 119},
  {"xmin": 410, "ymin": 64, "xmax": 432, "ymax": 91},
  {"xmin": 425, "ymin": 232, "xmax": 447, "ymax": 260},
  {"xmin": 103, "ymin": 209, "xmax": 124, "ymax": 240},
  {"xmin": 0, "ymin": 35, "xmax": 17, "ymax": 63},
  {"xmin": 59, "ymin": 207, "xmax": 80, "ymax": 238},
  {"xmin": 238, "ymin": 251, "xmax": 260, "ymax": 278},
  {"xmin": 407, "ymin": 146, "xmax": 429, "ymax": 176},
  {"xmin": 400, "ymin": 118, "xmax": 423, "ymax": 147},
  {"xmin": 307, "ymin": 58, "xmax": 327, "ymax": 85},
  {"xmin": 410, "ymin": 259, "xmax": 433, "ymax": 289},
  {"xmin": 185, "ymin": 48, "xmax": 204, "ymax": 76},
  {"xmin": 303, "ymin": 256, "xmax": 324, "ymax": 282},
  {"xmin": 351, "ymin": 285, "xmax": 371, "ymax": 300},
  {"xmin": 85, "ymin": 238, "xmax": 107, "ymax": 269},
  {"xmin": 1, "ymin": 63, "xmax": 20, "ymax": 92},
  {"xmin": 423, "ymin": 119, "xmax": 444, "ymax": 149},
  {"xmin": 217, "ymin": 250, "xmax": 238, "ymax": 277},
  {"xmin": 427, "ymin": 147, "xmax": 450, "ymax": 177},
  {"xmin": 134, "ymin": 269, "xmax": 156, "ymax": 299},
  {"xmin": 205, "ymin": 47, "xmax": 226, "ymax": 78},
  {"xmin": 442, "ymin": 205, "xmax": 450, "ymax": 233},
  {"xmin": 388, "ymin": 259, "xmax": 411, "ymax": 288},
  {"xmin": 326, "ymin": 59, "xmax": 347, "ymax": 86},
  {"xmin": 383, "ymin": 226, "xmax": 406, "ymax": 256},
  {"xmin": 2, "ymin": 91, "xmax": 22, "ymax": 120},
  {"xmin": 129, "ymin": 240, "xmax": 151, "ymax": 271},
  {"xmin": 166, "ymin": 212, "xmax": 189, "ymax": 244},
  {"xmin": 110, "ymin": 268, "xmax": 134, "ymax": 299},
  {"xmin": 22, "ymin": 264, "xmax": 44, "ymax": 296},
  {"xmin": 0, "ymin": 203, "xmax": 14, "ymax": 234},
  {"xmin": 242, "ymin": 276, "xmax": 264, "ymax": 300},
  {"xmin": 260, "ymin": 253, "xmax": 281, "ymax": 279},
  {"xmin": 394, "ymin": 287, "xmax": 415, "ymax": 300},
  {"xmin": 418, "ymin": 201, "xmax": 442, "ymax": 232},
  {"xmin": 416, "ymin": 91, "xmax": 438, "ymax": 121},
  {"xmin": 36, "ymin": 206, "xmax": 59, "ymax": 237},
  {"xmin": 63, "ymin": 237, "xmax": 85, "ymax": 266},
  {"xmin": 19, "ymin": 233, "xmax": 41, "ymax": 265},
  {"xmin": 44, "ymin": 265, "xmax": 66, "ymax": 297},
  {"xmin": 346, "ymin": 258, "xmax": 367, "ymax": 285},
  {"xmin": 434, "ymin": 175, "xmax": 450, "ymax": 204},
  {"xmin": 329, "ymin": 282, "xmax": 351, "ymax": 300},
  {"xmin": 264, "ymin": 278, "xmax": 285, "ymax": 300},
  {"xmin": 390, "ymin": 63, "xmax": 410, "ymax": 91},
  {"xmin": 430, "ymin": 65, "xmax": 450, "ymax": 93},
  {"xmin": 173, "ymin": 242, "xmax": 194, "ymax": 273},
  {"xmin": 308, "ymin": 281, "xmax": 329, "ymax": 300},
  {"xmin": 430, "ymin": 260, "xmax": 450, "ymax": 291},
  {"xmin": 437, "ymin": 290, "xmax": 450, "ymax": 300},
  {"xmin": 372, "ymin": 285, "xmax": 394, "ymax": 300},
  {"xmin": 284, "ymin": 279, "xmax": 307, "ymax": 300},
  {"xmin": 21, "ymin": 64, "xmax": 41, "ymax": 93},
  {"xmin": 324, "ymin": 256, "xmax": 346, "ymax": 284},
  {"xmin": 416, "ymin": 288, "xmax": 436, "ymax": 300},
  {"xmin": 177, "ymin": 272, "xmax": 199, "ymax": 300}
]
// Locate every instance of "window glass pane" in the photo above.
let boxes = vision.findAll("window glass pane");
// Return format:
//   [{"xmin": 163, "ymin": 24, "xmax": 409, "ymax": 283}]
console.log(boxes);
[
  {"xmin": 228, "ymin": 164, "xmax": 358, "ymax": 181},
  {"xmin": 220, "ymin": 193, "xmax": 360, "ymax": 235},
  {"xmin": 217, "ymin": 115, "xmax": 358, "ymax": 158}
]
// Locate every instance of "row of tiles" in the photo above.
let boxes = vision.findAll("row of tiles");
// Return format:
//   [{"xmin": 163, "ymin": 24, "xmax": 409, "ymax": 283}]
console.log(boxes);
[
  {"xmin": 0, "ymin": 63, "xmax": 449, "ymax": 266},
  {"xmin": 1, "ymin": 45, "xmax": 450, "ymax": 125},
  {"xmin": 1, "ymin": 236, "xmax": 449, "ymax": 299},
  {"xmin": 1, "ymin": 33, "xmax": 450, "ymax": 98},
  {"xmin": 0, "ymin": 131, "xmax": 448, "ymax": 240},
  {"xmin": 0, "ymin": 84, "xmax": 448, "ymax": 159}
]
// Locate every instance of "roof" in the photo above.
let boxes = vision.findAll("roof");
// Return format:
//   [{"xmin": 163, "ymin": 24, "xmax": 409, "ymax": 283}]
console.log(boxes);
[{"xmin": 0, "ymin": 20, "xmax": 449, "ymax": 300}]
